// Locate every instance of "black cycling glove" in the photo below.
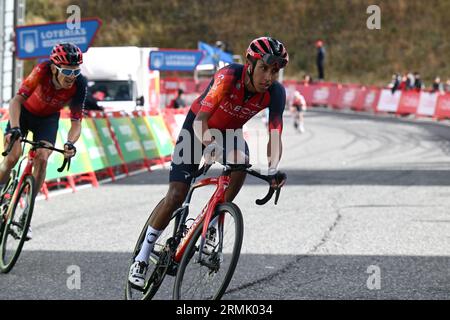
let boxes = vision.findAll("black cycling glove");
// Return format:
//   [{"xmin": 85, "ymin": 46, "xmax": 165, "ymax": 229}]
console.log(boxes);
[{"xmin": 64, "ymin": 141, "xmax": 77, "ymax": 157}]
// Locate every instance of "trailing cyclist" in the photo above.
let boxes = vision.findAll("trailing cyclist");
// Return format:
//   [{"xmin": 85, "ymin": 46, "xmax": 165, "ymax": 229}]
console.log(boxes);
[
  {"xmin": 0, "ymin": 43, "xmax": 87, "ymax": 240},
  {"xmin": 291, "ymin": 90, "xmax": 307, "ymax": 132},
  {"xmin": 129, "ymin": 37, "xmax": 289, "ymax": 288}
]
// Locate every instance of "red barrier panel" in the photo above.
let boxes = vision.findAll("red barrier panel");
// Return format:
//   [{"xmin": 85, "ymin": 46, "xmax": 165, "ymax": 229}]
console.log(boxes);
[
  {"xmin": 434, "ymin": 93, "xmax": 450, "ymax": 119},
  {"xmin": 376, "ymin": 88, "xmax": 401, "ymax": 113},
  {"xmin": 310, "ymin": 83, "xmax": 339, "ymax": 106},
  {"xmin": 416, "ymin": 91, "xmax": 439, "ymax": 117},
  {"xmin": 397, "ymin": 90, "xmax": 420, "ymax": 115},
  {"xmin": 334, "ymin": 85, "xmax": 361, "ymax": 110},
  {"xmin": 357, "ymin": 87, "xmax": 381, "ymax": 112}
]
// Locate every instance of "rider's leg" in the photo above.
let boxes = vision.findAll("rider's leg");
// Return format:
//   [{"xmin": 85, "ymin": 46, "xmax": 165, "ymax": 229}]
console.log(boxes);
[
  {"xmin": 135, "ymin": 110, "xmax": 201, "ymax": 263},
  {"xmin": 0, "ymin": 119, "xmax": 26, "ymax": 185},
  {"xmin": 149, "ymin": 182, "xmax": 190, "ymax": 230},
  {"xmin": 299, "ymin": 110, "xmax": 305, "ymax": 132},
  {"xmin": 224, "ymin": 148, "xmax": 249, "ymax": 202},
  {"xmin": 0, "ymin": 138, "xmax": 22, "ymax": 185},
  {"xmin": 30, "ymin": 111, "xmax": 59, "ymax": 195},
  {"xmin": 293, "ymin": 109, "xmax": 299, "ymax": 129},
  {"xmin": 32, "ymin": 143, "xmax": 53, "ymax": 194},
  {"xmin": 134, "ymin": 181, "xmax": 190, "ymax": 264},
  {"xmin": 225, "ymin": 171, "xmax": 247, "ymax": 202}
]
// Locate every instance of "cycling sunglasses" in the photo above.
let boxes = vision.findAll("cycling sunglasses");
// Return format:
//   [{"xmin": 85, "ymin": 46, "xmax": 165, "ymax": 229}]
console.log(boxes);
[
  {"xmin": 55, "ymin": 65, "xmax": 81, "ymax": 77},
  {"xmin": 262, "ymin": 54, "xmax": 287, "ymax": 69}
]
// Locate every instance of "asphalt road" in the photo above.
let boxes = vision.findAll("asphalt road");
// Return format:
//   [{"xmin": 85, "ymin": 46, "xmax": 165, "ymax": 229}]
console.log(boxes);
[{"xmin": 1, "ymin": 108, "xmax": 449, "ymax": 300}]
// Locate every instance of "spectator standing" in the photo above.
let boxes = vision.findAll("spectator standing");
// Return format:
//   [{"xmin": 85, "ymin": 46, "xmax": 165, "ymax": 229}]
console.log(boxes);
[
  {"xmin": 168, "ymin": 88, "xmax": 187, "ymax": 109},
  {"xmin": 316, "ymin": 40, "xmax": 325, "ymax": 81},
  {"xmin": 406, "ymin": 72, "xmax": 415, "ymax": 90},
  {"xmin": 432, "ymin": 77, "xmax": 444, "ymax": 93},
  {"xmin": 414, "ymin": 72, "xmax": 423, "ymax": 91},
  {"xmin": 397, "ymin": 73, "xmax": 408, "ymax": 90},
  {"xmin": 390, "ymin": 73, "xmax": 401, "ymax": 93}
]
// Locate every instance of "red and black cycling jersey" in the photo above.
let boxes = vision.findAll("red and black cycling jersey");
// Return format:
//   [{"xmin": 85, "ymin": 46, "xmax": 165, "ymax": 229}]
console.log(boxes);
[
  {"xmin": 191, "ymin": 63, "xmax": 286, "ymax": 132},
  {"xmin": 17, "ymin": 61, "xmax": 87, "ymax": 121}
]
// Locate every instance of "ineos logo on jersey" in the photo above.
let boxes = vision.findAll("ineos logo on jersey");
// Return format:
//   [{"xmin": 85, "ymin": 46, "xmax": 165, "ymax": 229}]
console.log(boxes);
[
  {"xmin": 233, "ymin": 105, "xmax": 257, "ymax": 115},
  {"xmin": 219, "ymin": 101, "xmax": 259, "ymax": 119}
]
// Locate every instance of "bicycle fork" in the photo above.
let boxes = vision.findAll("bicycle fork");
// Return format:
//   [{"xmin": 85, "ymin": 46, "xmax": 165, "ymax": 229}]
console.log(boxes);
[{"xmin": 196, "ymin": 178, "xmax": 229, "ymax": 264}]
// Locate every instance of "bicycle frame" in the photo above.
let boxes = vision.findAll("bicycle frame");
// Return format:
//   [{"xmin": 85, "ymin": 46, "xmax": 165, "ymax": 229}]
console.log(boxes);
[
  {"xmin": 174, "ymin": 174, "xmax": 230, "ymax": 263},
  {"xmin": 2, "ymin": 149, "xmax": 37, "ymax": 221},
  {"xmin": 1, "ymin": 139, "xmax": 68, "ymax": 222}
]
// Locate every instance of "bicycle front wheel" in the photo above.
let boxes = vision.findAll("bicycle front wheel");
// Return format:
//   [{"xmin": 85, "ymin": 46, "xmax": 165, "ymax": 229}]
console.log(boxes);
[
  {"xmin": 173, "ymin": 202, "xmax": 244, "ymax": 300},
  {"xmin": 0, "ymin": 175, "xmax": 36, "ymax": 273}
]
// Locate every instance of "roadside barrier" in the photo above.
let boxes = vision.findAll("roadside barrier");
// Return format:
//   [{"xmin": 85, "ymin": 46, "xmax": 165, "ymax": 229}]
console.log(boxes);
[
  {"xmin": 283, "ymin": 81, "xmax": 450, "ymax": 121},
  {"xmin": 0, "ymin": 108, "xmax": 175, "ymax": 199}
]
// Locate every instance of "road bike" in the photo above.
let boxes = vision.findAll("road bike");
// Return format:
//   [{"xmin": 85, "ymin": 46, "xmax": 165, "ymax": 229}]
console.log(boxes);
[
  {"xmin": 125, "ymin": 162, "xmax": 286, "ymax": 300},
  {"xmin": 0, "ymin": 136, "xmax": 69, "ymax": 273}
]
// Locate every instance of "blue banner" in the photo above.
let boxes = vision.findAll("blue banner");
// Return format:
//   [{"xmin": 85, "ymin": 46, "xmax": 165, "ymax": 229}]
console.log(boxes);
[
  {"xmin": 198, "ymin": 41, "xmax": 234, "ymax": 66},
  {"xmin": 15, "ymin": 18, "xmax": 102, "ymax": 59},
  {"xmin": 149, "ymin": 50, "xmax": 204, "ymax": 71}
]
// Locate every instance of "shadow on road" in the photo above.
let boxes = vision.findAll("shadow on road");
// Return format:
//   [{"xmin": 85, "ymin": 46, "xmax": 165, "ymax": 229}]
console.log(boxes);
[{"xmin": 0, "ymin": 250, "xmax": 448, "ymax": 300}]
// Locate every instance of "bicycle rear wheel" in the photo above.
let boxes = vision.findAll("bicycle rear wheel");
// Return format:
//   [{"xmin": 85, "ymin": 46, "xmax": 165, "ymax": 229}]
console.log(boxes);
[
  {"xmin": 0, "ymin": 175, "xmax": 35, "ymax": 273},
  {"xmin": 125, "ymin": 199, "xmax": 177, "ymax": 300},
  {"xmin": 173, "ymin": 202, "xmax": 244, "ymax": 300}
]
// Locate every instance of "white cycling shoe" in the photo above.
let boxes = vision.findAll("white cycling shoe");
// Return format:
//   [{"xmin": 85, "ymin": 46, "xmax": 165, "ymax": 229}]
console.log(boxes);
[{"xmin": 128, "ymin": 261, "xmax": 148, "ymax": 289}]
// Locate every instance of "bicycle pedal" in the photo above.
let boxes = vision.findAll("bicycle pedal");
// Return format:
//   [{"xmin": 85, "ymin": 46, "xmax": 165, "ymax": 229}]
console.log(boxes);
[
  {"xmin": 201, "ymin": 246, "xmax": 215, "ymax": 256},
  {"xmin": 8, "ymin": 227, "xmax": 20, "ymax": 240},
  {"xmin": 165, "ymin": 263, "xmax": 178, "ymax": 277},
  {"xmin": 129, "ymin": 281, "xmax": 146, "ymax": 292}
]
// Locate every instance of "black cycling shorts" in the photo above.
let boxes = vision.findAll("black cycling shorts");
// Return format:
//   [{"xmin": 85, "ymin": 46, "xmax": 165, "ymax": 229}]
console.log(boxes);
[
  {"xmin": 5, "ymin": 105, "xmax": 60, "ymax": 145},
  {"xmin": 169, "ymin": 110, "xmax": 249, "ymax": 185}
]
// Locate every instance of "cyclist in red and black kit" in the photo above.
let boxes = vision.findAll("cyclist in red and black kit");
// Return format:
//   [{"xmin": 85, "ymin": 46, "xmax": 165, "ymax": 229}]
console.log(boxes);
[
  {"xmin": 0, "ymin": 43, "xmax": 87, "ymax": 240},
  {"xmin": 129, "ymin": 37, "xmax": 289, "ymax": 288}
]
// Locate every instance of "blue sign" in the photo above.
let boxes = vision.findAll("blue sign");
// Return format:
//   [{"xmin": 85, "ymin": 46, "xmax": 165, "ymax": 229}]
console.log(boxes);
[
  {"xmin": 149, "ymin": 50, "xmax": 204, "ymax": 71},
  {"xmin": 15, "ymin": 18, "xmax": 102, "ymax": 59},
  {"xmin": 198, "ymin": 41, "xmax": 234, "ymax": 66}
]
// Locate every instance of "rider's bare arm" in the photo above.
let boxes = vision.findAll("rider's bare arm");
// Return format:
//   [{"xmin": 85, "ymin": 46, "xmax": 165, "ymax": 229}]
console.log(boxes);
[
  {"xmin": 67, "ymin": 119, "xmax": 82, "ymax": 144},
  {"xmin": 193, "ymin": 111, "xmax": 215, "ymax": 146},
  {"xmin": 267, "ymin": 128, "xmax": 282, "ymax": 174},
  {"xmin": 8, "ymin": 95, "xmax": 26, "ymax": 129},
  {"xmin": 267, "ymin": 84, "xmax": 286, "ymax": 174}
]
